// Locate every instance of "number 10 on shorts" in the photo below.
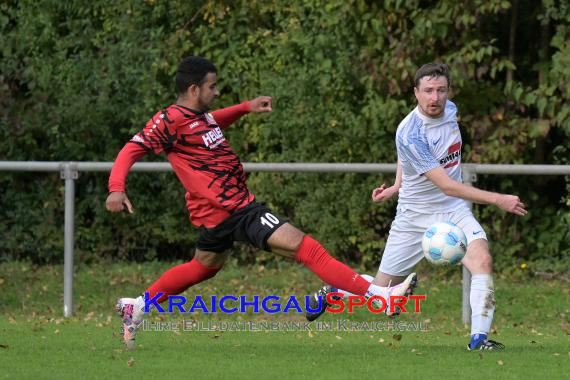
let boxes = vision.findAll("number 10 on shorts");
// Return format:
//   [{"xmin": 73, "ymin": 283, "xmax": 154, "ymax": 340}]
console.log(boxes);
[{"xmin": 260, "ymin": 213, "xmax": 280, "ymax": 229}]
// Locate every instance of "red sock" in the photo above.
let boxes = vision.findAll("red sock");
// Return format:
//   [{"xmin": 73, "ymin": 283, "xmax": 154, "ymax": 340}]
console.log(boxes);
[
  {"xmin": 145, "ymin": 259, "xmax": 222, "ymax": 303},
  {"xmin": 294, "ymin": 235, "xmax": 370, "ymax": 296}
]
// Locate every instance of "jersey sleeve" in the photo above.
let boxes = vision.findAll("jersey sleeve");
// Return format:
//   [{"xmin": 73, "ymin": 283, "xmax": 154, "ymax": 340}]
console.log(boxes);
[
  {"xmin": 211, "ymin": 101, "xmax": 251, "ymax": 129},
  {"xmin": 397, "ymin": 134, "xmax": 440, "ymax": 175},
  {"xmin": 108, "ymin": 142, "xmax": 148, "ymax": 192}
]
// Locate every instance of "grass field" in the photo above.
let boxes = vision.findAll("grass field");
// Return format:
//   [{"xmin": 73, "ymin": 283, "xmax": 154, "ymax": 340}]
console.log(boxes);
[{"xmin": 1, "ymin": 261, "xmax": 568, "ymax": 379}]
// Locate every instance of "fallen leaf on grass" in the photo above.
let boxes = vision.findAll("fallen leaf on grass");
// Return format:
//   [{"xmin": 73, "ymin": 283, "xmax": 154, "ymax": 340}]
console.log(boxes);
[
  {"xmin": 378, "ymin": 338, "xmax": 385, "ymax": 343},
  {"xmin": 335, "ymin": 336, "xmax": 342, "ymax": 340},
  {"xmin": 0, "ymin": 344, "xmax": 9, "ymax": 349},
  {"xmin": 497, "ymin": 360, "xmax": 504, "ymax": 366},
  {"xmin": 127, "ymin": 358, "xmax": 135, "ymax": 367},
  {"xmin": 308, "ymin": 331, "xmax": 315, "ymax": 338},
  {"xmin": 392, "ymin": 334, "xmax": 402, "ymax": 341},
  {"xmin": 212, "ymin": 335, "xmax": 220, "ymax": 339}
]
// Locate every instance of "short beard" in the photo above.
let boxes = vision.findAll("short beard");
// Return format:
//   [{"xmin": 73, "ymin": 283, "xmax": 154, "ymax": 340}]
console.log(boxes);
[{"xmin": 197, "ymin": 98, "xmax": 212, "ymax": 113}]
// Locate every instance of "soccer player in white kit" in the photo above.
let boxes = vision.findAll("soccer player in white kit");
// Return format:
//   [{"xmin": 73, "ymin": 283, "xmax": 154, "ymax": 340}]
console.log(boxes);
[{"xmin": 306, "ymin": 63, "xmax": 527, "ymax": 351}]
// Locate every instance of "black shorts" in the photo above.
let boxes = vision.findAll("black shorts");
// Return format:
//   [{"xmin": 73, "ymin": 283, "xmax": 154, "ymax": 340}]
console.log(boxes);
[{"xmin": 196, "ymin": 202, "xmax": 287, "ymax": 253}]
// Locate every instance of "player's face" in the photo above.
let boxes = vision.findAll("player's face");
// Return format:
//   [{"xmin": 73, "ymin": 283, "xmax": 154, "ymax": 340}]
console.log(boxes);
[
  {"xmin": 414, "ymin": 75, "xmax": 449, "ymax": 118},
  {"xmin": 196, "ymin": 72, "xmax": 220, "ymax": 112}
]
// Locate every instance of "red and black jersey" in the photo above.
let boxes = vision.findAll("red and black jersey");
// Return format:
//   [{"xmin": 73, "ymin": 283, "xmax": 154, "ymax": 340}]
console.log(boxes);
[{"xmin": 108, "ymin": 102, "xmax": 255, "ymax": 228}]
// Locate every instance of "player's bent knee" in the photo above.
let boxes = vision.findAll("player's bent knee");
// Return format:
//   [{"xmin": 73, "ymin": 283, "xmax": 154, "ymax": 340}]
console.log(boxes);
[
  {"xmin": 464, "ymin": 250, "xmax": 493, "ymax": 273},
  {"xmin": 195, "ymin": 250, "xmax": 228, "ymax": 267},
  {"xmin": 480, "ymin": 253, "xmax": 493, "ymax": 272},
  {"xmin": 267, "ymin": 223, "xmax": 305, "ymax": 252}
]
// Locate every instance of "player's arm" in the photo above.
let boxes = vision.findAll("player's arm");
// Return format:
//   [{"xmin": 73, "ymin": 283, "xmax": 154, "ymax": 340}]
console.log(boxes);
[
  {"xmin": 106, "ymin": 143, "xmax": 149, "ymax": 213},
  {"xmin": 372, "ymin": 160, "xmax": 402, "ymax": 202},
  {"xmin": 425, "ymin": 167, "xmax": 527, "ymax": 216},
  {"xmin": 107, "ymin": 109, "xmax": 182, "ymax": 213},
  {"xmin": 212, "ymin": 96, "xmax": 272, "ymax": 129}
]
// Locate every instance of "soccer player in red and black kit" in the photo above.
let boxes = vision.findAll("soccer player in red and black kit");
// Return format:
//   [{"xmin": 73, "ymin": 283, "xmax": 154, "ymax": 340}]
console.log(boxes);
[{"xmin": 106, "ymin": 56, "xmax": 417, "ymax": 349}]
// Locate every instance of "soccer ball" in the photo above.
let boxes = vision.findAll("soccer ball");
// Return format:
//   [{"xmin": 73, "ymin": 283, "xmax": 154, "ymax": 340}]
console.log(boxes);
[{"xmin": 421, "ymin": 221, "xmax": 467, "ymax": 265}]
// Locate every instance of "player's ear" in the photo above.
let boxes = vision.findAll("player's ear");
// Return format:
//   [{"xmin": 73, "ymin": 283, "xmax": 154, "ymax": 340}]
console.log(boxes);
[{"xmin": 187, "ymin": 84, "xmax": 200, "ymax": 98}]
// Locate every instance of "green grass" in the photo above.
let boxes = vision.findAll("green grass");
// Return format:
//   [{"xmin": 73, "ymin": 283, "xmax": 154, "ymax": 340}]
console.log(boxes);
[{"xmin": 1, "ymin": 261, "xmax": 568, "ymax": 379}]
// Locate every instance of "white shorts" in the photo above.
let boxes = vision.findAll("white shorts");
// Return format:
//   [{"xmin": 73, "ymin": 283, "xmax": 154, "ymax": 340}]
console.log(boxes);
[{"xmin": 379, "ymin": 205, "xmax": 487, "ymax": 276}]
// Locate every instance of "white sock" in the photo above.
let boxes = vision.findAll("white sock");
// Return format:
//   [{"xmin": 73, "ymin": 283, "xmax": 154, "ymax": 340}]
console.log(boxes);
[
  {"xmin": 339, "ymin": 274, "xmax": 375, "ymax": 299},
  {"xmin": 470, "ymin": 274, "xmax": 495, "ymax": 336}
]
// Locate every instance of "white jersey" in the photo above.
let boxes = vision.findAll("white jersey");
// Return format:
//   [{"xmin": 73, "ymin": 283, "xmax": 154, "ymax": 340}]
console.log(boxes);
[{"xmin": 395, "ymin": 100, "xmax": 468, "ymax": 213}]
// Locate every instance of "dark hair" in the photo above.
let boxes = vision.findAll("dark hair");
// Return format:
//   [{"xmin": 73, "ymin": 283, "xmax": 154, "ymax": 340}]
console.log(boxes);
[
  {"xmin": 414, "ymin": 63, "xmax": 450, "ymax": 88},
  {"xmin": 176, "ymin": 56, "xmax": 217, "ymax": 94}
]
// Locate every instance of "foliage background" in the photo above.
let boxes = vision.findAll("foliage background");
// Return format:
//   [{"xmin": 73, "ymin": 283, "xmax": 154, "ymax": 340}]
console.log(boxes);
[{"xmin": 1, "ymin": 0, "xmax": 568, "ymax": 271}]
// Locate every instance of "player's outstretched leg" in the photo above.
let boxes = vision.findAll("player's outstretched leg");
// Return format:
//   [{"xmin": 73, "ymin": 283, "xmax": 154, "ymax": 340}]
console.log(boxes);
[
  {"xmin": 115, "ymin": 296, "xmax": 146, "ymax": 350},
  {"xmin": 305, "ymin": 273, "xmax": 418, "ymax": 321},
  {"xmin": 115, "ymin": 256, "xmax": 224, "ymax": 349}
]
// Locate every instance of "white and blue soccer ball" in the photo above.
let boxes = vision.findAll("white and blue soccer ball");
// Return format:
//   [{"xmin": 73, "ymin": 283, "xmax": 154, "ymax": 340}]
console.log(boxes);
[{"xmin": 421, "ymin": 221, "xmax": 467, "ymax": 265}]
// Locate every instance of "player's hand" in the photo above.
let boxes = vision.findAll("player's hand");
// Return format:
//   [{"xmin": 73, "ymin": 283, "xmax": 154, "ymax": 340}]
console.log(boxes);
[
  {"xmin": 106, "ymin": 192, "xmax": 134, "ymax": 214},
  {"xmin": 495, "ymin": 194, "xmax": 527, "ymax": 216},
  {"xmin": 248, "ymin": 96, "xmax": 272, "ymax": 113},
  {"xmin": 371, "ymin": 183, "xmax": 399, "ymax": 202}
]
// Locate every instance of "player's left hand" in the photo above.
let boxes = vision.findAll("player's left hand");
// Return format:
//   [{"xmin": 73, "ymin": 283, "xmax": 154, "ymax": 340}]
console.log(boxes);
[
  {"xmin": 495, "ymin": 194, "xmax": 527, "ymax": 216},
  {"xmin": 248, "ymin": 96, "xmax": 272, "ymax": 113}
]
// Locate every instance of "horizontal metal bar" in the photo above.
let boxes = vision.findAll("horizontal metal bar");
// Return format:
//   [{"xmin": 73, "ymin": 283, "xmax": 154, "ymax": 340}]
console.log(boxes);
[
  {"xmin": 243, "ymin": 163, "xmax": 398, "ymax": 173},
  {"xmin": 1, "ymin": 161, "xmax": 569, "ymax": 174},
  {"xmin": 463, "ymin": 164, "xmax": 570, "ymax": 175},
  {"xmin": 0, "ymin": 161, "xmax": 61, "ymax": 171}
]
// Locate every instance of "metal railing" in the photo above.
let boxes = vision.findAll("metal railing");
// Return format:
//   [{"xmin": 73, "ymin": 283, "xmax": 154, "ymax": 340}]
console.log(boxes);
[{"xmin": 1, "ymin": 161, "xmax": 569, "ymax": 322}]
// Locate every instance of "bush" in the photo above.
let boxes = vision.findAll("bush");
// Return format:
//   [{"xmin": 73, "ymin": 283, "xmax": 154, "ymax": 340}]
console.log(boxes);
[{"xmin": 1, "ymin": 0, "xmax": 568, "ymax": 269}]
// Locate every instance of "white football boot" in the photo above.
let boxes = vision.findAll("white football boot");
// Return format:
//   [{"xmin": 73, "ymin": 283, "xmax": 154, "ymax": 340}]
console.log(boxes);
[
  {"xmin": 369, "ymin": 273, "xmax": 418, "ymax": 317},
  {"xmin": 115, "ymin": 296, "xmax": 146, "ymax": 349}
]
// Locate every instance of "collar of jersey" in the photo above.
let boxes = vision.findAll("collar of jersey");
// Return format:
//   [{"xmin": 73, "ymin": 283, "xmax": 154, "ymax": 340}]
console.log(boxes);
[{"xmin": 175, "ymin": 103, "xmax": 205, "ymax": 115}]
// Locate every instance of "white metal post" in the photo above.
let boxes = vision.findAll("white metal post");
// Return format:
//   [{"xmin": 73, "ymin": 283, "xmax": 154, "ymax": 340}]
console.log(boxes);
[
  {"xmin": 61, "ymin": 163, "xmax": 78, "ymax": 317},
  {"xmin": 461, "ymin": 169, "xmax": 477, "ymax": 324}
]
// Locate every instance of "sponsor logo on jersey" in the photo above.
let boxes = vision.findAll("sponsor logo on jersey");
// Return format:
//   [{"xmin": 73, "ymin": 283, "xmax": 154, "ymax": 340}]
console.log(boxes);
[
  {"xmin": 131, "ymin": 135, "xmax": 144, "ymax": 143},
  {"xmin": 440, "ymin": 141, "xmax": 461, "ymax": 168},
  {"xmin": 202, "ymin": 126, "xmax": 226, "ymax": 148},
  {"xmin": 189, "ymin": 121, "xmax": 200, "ymax": 129}
]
